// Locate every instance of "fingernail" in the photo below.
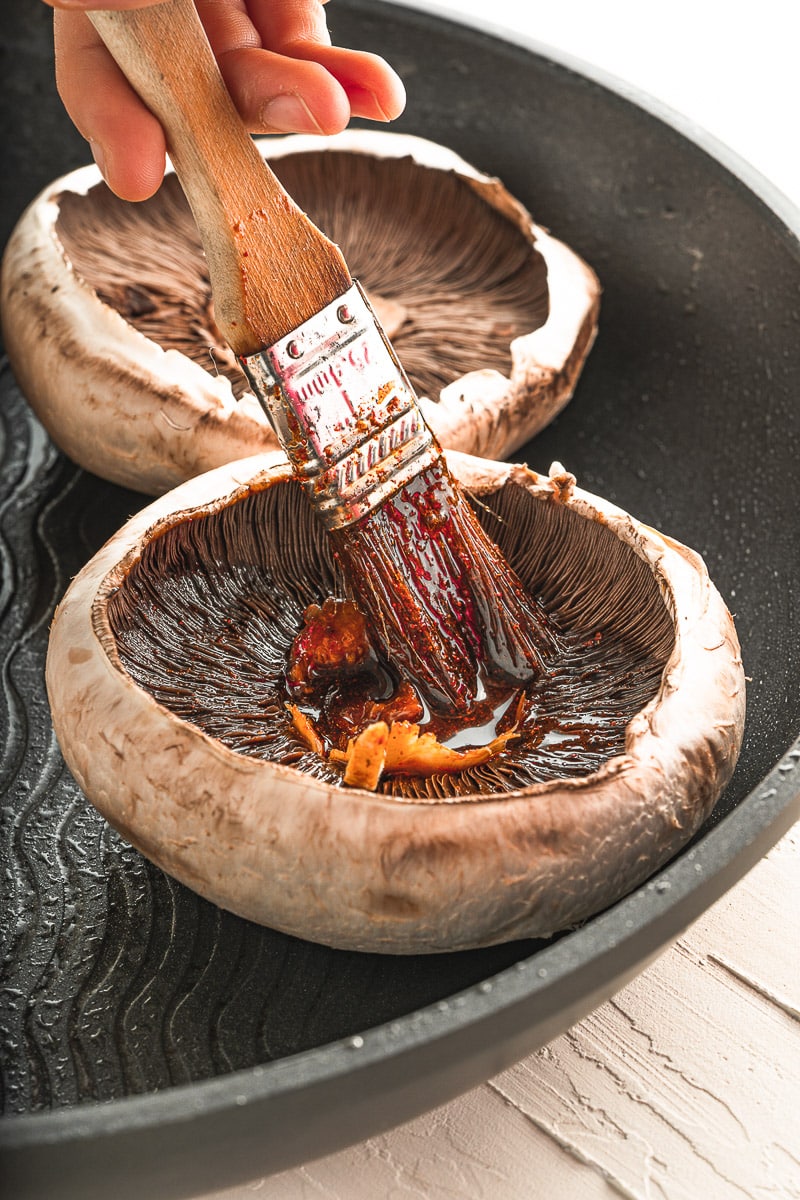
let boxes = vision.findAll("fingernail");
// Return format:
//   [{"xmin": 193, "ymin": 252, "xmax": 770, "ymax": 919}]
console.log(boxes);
[
  {"xmin": 89, "ymin": 139, "xmax": 107, "ymax": 180},
  {"xmin": 259, "ymin": 94, "xmax": 323, "ymax": 135}
]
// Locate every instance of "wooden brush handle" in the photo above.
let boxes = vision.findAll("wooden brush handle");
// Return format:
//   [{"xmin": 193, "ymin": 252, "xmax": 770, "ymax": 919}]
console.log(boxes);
[{"xmin": 90, "ymin": 0, "xmax": 351, "ymax": 354}]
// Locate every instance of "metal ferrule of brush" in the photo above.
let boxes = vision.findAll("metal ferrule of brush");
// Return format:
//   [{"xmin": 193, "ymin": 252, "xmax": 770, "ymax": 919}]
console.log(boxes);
[{"xmin": 241, "ymin": 282, "xmax": 441, "ymax": 529}]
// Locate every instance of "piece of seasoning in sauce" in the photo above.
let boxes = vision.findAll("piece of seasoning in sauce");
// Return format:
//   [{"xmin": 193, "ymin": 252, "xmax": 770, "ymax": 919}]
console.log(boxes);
[{"xmin": 284, "ymin": 594, "xmax": 528, "ymax": 787}]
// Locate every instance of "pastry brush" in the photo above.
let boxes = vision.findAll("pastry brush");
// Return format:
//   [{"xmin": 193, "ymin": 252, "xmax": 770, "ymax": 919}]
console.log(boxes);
[{"xmin": 89, "ymin": 0, "xmax": 555, "ymax": 713}]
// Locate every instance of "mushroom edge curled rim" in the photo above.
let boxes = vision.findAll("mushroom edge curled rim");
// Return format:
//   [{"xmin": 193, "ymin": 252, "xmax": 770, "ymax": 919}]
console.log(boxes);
[
  {"xmin": 0, "ymin": 130, "xmax": 600, "ymax": 497},
  {"xmin": 45, "ymin": 450, "xmax": 746, "ymax": 954}
]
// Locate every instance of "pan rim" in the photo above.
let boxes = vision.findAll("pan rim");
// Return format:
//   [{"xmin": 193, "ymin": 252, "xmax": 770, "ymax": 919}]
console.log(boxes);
[{"xmin": 2, "ymin": 0, "xmax": 799, "ymax": 1180}]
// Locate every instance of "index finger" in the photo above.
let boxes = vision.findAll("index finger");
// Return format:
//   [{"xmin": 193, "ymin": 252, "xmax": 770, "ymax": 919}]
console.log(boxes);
[{"xmin": 54, "ymin": 9, "xmax": 167, "ymax": 199}]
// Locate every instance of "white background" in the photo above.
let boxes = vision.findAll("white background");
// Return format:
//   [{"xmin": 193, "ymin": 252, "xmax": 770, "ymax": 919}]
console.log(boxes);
[{"xmin": 388, "ymin": 0, "xmax": 800, "ymax": 208}]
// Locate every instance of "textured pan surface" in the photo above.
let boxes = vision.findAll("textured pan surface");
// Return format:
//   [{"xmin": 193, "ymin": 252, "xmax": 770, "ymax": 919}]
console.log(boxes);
[{"xmin": 0, "ymin": 1, "xmax": 798, "ymax": 1196}]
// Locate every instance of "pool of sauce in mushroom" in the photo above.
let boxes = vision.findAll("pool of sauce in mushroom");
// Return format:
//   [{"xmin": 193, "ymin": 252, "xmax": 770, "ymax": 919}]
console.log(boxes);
[
  {"xmin": 285, "ymin": 600, "xmax": 520, "ymax": 754},
  {"xmin": 106, "ymin": 481, "xmax": 674, "ymax": 800}
]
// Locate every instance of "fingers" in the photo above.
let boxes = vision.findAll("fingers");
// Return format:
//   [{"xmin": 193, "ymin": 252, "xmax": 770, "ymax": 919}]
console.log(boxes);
[
  {"xmin": 284, "ymin": 44, "xmax": 406, "ymax": 122},
  {"xmin": 232, "ymin": 0, "xmax": 334, "ymax": 50},
  {"xmin": 48, "ymin": 0, "xmax": 406, "ymax": 204},
  {"xmin": 54, "ymin": 10, "xmax": 167, "ymax": 201},
  {"xmin": 198, "ymin": 0, "xmax": 404, "ymax": 133},
  {"xmin": 218, "ymin": 47, "xmax": 406, "ymax": 134},
  {"xmin": 240, "ymin": 0, "xmax": 405, "ymax": 122},
  {"xmin": 217, "ymin": 48, "xmax": 351, "ymax": 134}
]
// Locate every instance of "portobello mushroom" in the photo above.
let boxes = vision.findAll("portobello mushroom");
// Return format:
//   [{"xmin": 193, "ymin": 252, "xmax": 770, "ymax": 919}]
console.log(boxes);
[
  {"xmin": 46, "ymin": 451, "xmax": 745, "ymax": 953},
  {"xmin": 0, "ymin": 131, "xmax": 599, "ymax": 495}
]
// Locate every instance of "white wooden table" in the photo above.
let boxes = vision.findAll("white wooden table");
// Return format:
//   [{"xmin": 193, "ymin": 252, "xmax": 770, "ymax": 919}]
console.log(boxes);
[
  {"xmin": 204, "ymin": 827, "xmax": 799, "ymax": 1199},
  {"xmin": 201, "ymin": 4, "xmax": 800, "ymax": 1195}
]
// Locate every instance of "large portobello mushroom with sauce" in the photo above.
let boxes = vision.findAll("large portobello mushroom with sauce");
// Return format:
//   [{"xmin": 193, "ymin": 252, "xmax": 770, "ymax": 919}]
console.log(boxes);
[
  {"xmin": 47, "ymin": 450, "xmax": 745, "ymax": 954},
  {"xmin": 1, "ymin": 131, "xmax": 599, "ymax": 496}
]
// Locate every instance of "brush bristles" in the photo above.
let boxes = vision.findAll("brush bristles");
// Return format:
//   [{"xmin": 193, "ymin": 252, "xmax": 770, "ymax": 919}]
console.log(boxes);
[{"xmin": 330, "ymin": 461, "xmax": 560, "ymax": 713}]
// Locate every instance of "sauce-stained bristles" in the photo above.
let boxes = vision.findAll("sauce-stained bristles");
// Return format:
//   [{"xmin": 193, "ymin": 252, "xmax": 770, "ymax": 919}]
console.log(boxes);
[
  {"xmin": 330, "ymin": 458, "xmax": 560, "ymax": 714},
  {"xmin": 241, "ymin": 286, "xmax": 558, "ymax": 715}
]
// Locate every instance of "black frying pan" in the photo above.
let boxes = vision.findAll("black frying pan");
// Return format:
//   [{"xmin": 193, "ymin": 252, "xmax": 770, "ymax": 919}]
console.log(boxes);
[{"xmin": 1, "ymin": 2, "xmax": 798, "ymax": 1197}]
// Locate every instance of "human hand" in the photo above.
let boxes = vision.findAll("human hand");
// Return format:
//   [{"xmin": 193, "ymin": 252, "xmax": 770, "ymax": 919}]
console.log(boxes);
[{"xmin": 42, "ymin": 0, "xmax": 406, "ymax": 201}]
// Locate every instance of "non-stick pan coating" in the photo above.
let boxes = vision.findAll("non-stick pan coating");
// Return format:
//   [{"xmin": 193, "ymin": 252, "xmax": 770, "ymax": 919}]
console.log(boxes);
[{"xmin": 1, "ymin": 3, "xmax": 798, "ymax": 1196}]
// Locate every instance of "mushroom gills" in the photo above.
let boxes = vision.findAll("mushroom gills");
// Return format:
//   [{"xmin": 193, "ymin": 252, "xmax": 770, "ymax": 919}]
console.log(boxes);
[
  {"xmin": 56, "ymin": 177, "xmax": 241, "ymax": 388},
  {"xmin": 53, "ymin": 149, "xmax": 549, "ymax": 405},
  {"xmin": 106, "ymin": 477, "xmax": 675, "ymax": 800},
  {"xmin": 3, "ymin": 131, "xmax": 599, "ymax": 496}
]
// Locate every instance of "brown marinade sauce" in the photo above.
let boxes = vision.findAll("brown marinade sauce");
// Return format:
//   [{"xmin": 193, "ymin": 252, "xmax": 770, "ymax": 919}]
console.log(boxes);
[{"xmin": 106, "ymin": 479, "xmax": 675, "ymax": 800}]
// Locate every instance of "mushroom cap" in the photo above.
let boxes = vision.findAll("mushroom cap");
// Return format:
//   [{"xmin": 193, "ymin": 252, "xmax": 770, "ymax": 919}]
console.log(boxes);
[
  {"xmin": 46, "ymin": 450, "xmax": 745, "ymax": 953},
  {"xmin": 1, "ymin": 131, "xmax": 599, "ymax": 495}
]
